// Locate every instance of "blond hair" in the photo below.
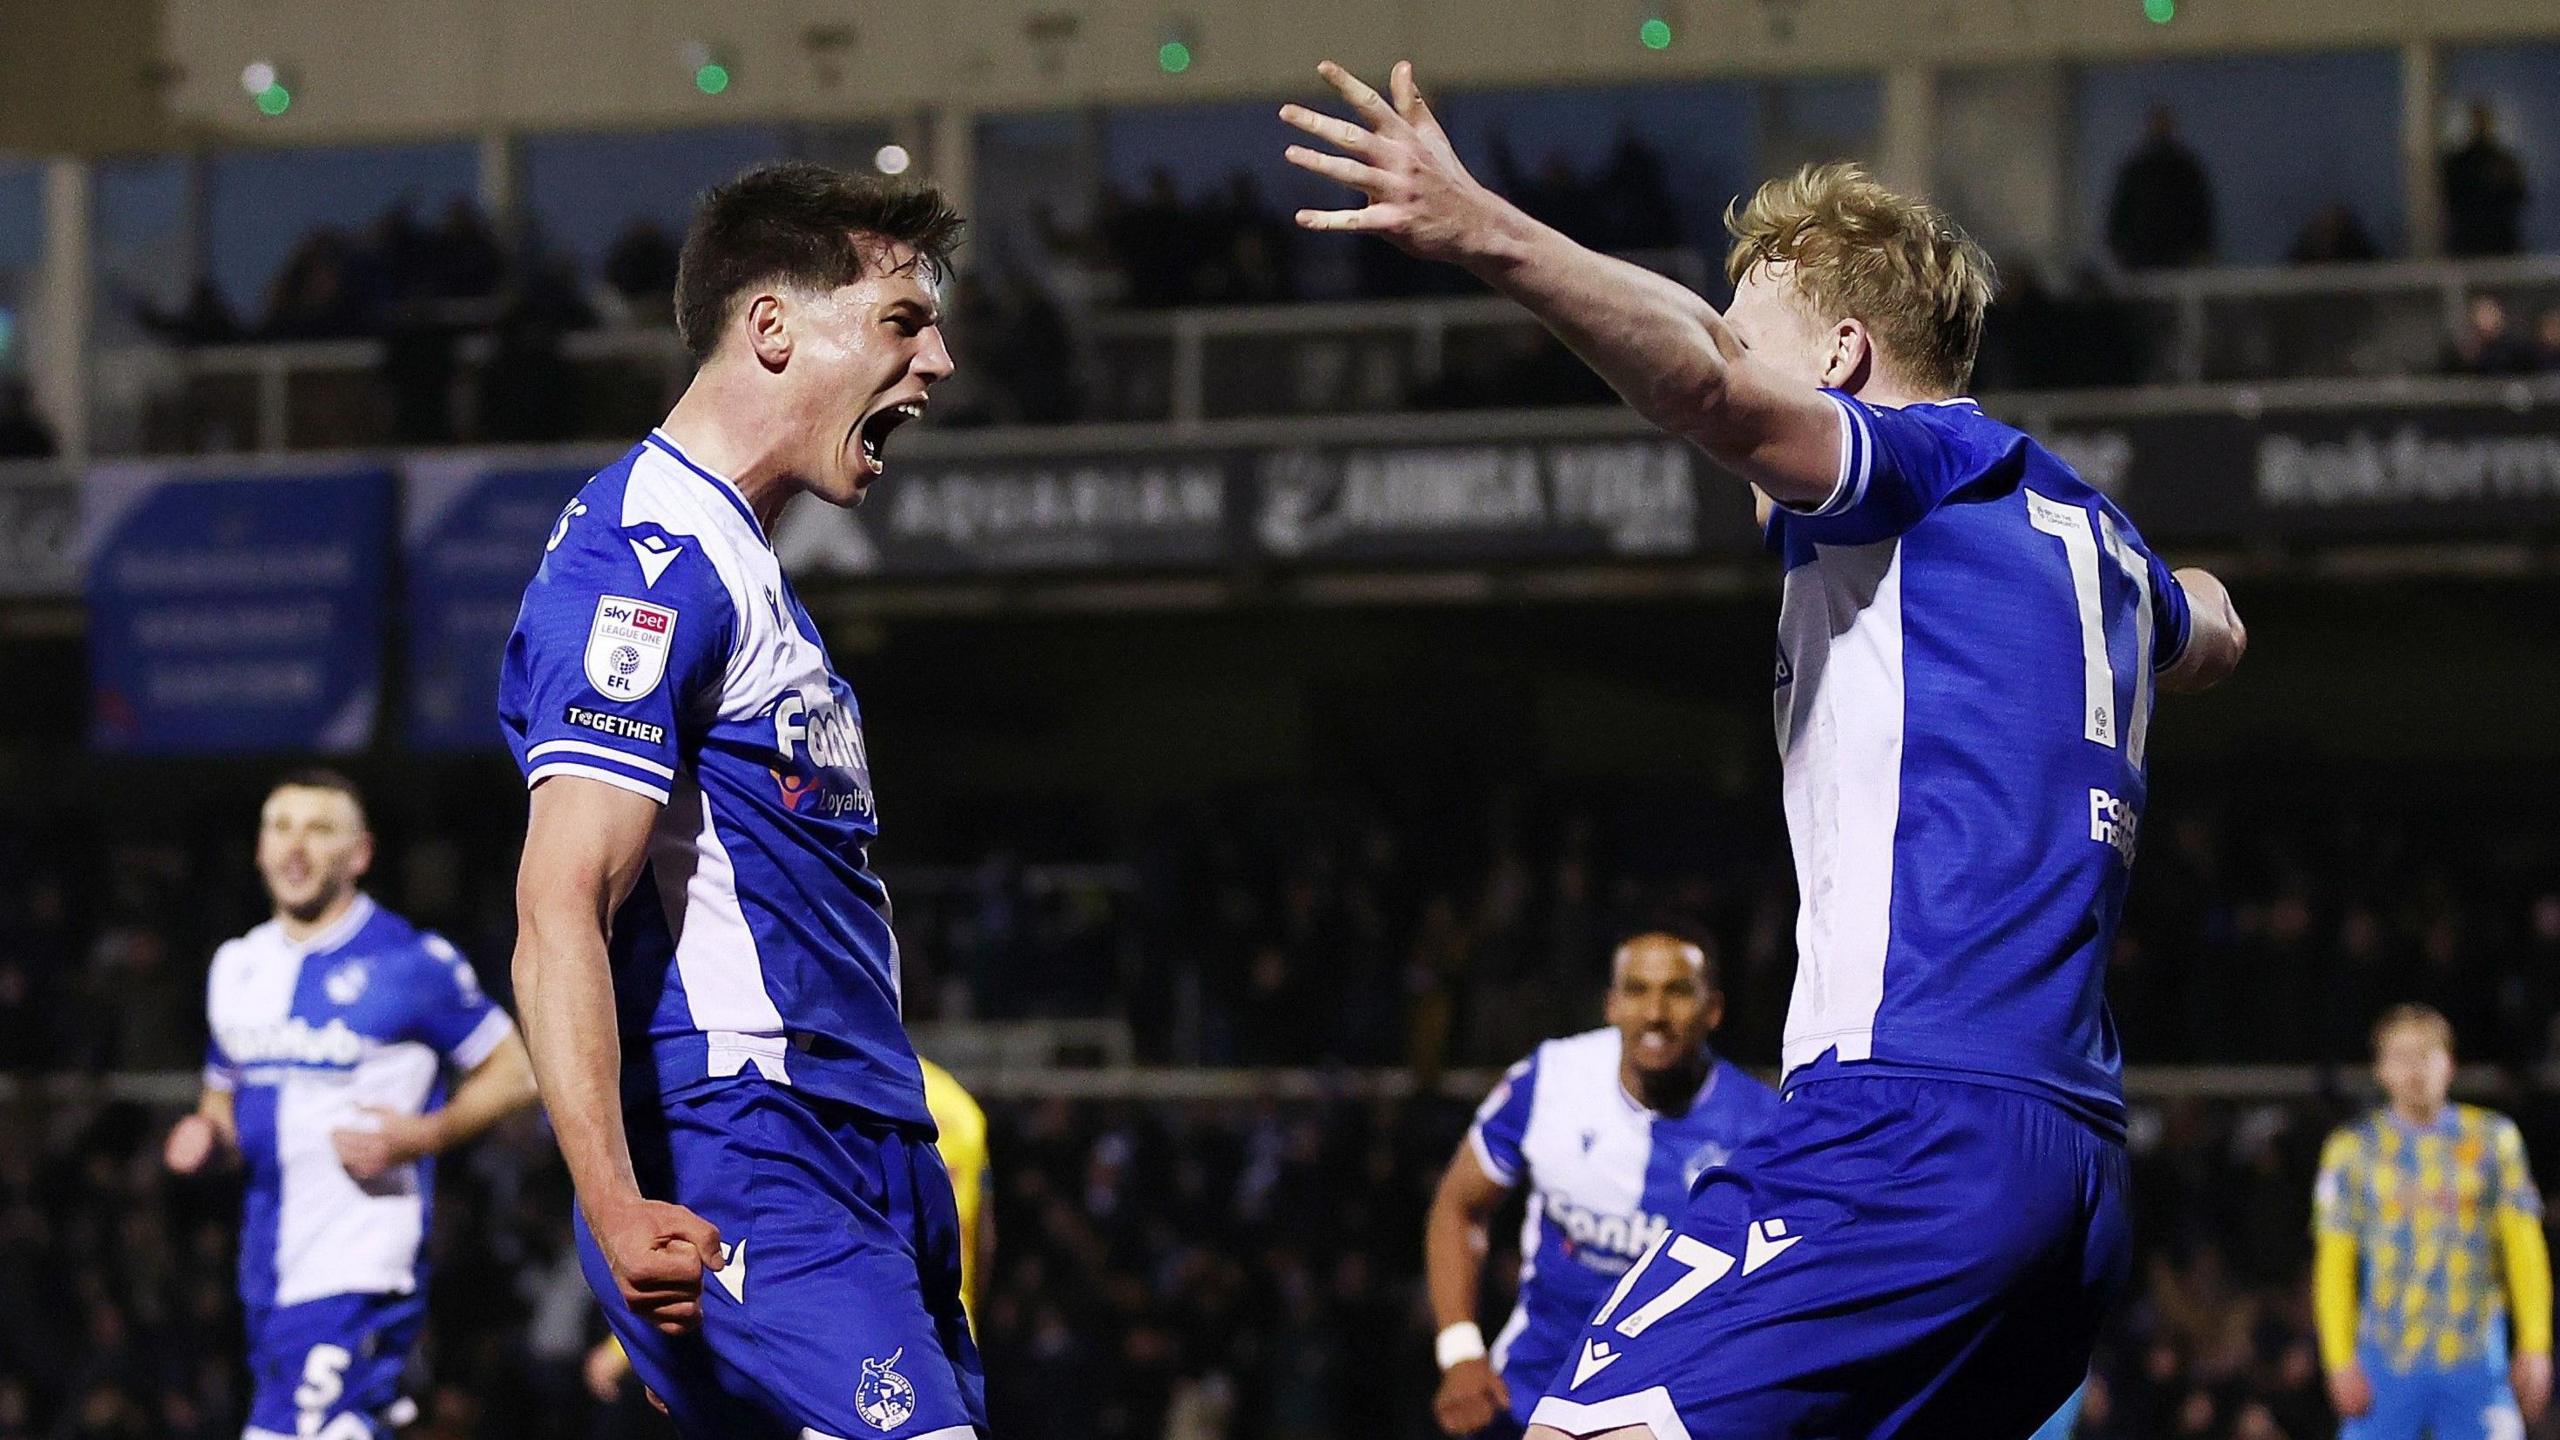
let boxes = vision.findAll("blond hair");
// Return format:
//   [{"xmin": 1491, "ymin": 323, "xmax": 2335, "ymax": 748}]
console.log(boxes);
[
  {"xmin": 2371, "ymin": 1002, "xmax": 2455, "ymax": 1058},
  {"xmin": 1724, "ymin": 162, "xmax": 1995, "ymax": 396}
]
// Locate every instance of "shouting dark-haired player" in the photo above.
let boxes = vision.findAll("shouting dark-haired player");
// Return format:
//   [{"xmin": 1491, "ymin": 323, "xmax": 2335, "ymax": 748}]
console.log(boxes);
[{"xmin": 502, "ymin": 162, "xmax": 978, "ymax": 1440}]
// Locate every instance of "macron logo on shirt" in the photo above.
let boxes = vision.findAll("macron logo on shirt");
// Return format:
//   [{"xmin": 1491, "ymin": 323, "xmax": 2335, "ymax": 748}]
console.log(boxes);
[{"xmin": 629, "ymin": 533, "xmax": 685, "ymax": 587}]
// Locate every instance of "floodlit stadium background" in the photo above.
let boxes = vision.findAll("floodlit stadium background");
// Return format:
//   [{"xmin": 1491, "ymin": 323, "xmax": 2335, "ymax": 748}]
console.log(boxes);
[{"xmin": 3, "ymin": 1, "xmax": 2560, "ymax": 1436}]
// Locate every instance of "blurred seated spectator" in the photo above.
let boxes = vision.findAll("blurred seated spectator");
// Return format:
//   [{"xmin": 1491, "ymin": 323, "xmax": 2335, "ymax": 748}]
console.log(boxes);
[
  {"xmin": 943, "ymin": 267, "xmax": 1079, "ymax": 427},
  {"xmin": 1974, "ymin": 263, "xmax": 2152, "ymax": 390},
  {"xmin": 1491, "ymin": 133, "xmax": 1594, "ymax": 240},
  {"xmin": 0, "ymin": 378, "xmax": 57, "ymax": 458},
  {"xmin": 261, "ymin": 228, "xmax": 372, "ymax": 339},
  {"xmin": 601, "ymin": 219, "xmax": 680, "ymax": 326},
  {"xmin": 2109, "ymin": 105, "xmax": 2217, "ymax": 270},
  {"xmin": 423, "ymin": 197, "xmax": 507, "ymax": 302},
  {"xmin": 2442, "ymin": 100, "xmax": 2528, "ymax": 260},
  {"xmin": 2444, "ymin": 293, "xmax": 2537, "ymax": 375},
  {"xmin": 476, "ymin": 299, "xmax": 576, "ymax": 442},
  {"xmin": 1193, "ymin": 174, "xmax": 1298, "ymax": 306},
  {"xmin": 133, "ymin": 279, "xmax": 242, "ymax": 348},
  {"xmin": 1590, "ymin": 128, "xmax": 1681, "ymax": 252},
  {"xmin": 2535, "ymin": 306, "xmax": 2560, "ymax": 373},
  {"xmin": 2287, "ymin": 203, "xmax": 2381, "ymax": 265}
]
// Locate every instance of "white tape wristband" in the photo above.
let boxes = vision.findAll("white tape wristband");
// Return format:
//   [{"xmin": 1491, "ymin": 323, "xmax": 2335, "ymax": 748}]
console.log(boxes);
[{"xmin": 1436, "ymin": 1321, "xmax": 1488, "ymax": 1371}]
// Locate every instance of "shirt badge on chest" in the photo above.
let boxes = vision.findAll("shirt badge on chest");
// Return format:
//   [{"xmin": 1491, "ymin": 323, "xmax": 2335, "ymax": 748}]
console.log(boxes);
[{"xmin": 324, "ymin": 958, "xmax": 370, "ymax": 1007}]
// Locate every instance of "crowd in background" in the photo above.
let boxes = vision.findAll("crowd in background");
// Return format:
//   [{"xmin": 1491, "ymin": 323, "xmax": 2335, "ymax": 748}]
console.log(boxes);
[
  {"xmin": 5, "ymin": 1079, "xmax": 2554, "ymax": 1440},
  {"xmin": 6, "ymin": 781, "xmax": 2558, "ymax": 1081},
  {"xmin": 2445, "ymin": 292, "xmax": 2560, "ymax": 374},
  {"xmin": 2105, "ymin": 100, "xmax": 2533, "ymax": 271},
  {"xmin": 7, "ymin": 92, "xmax": 2538, "ymax": 452}
]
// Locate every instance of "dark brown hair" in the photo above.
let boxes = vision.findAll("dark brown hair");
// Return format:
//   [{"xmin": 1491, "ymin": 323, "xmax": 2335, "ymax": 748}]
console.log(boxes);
[
  {"xmin": 674, "ymin": 161, "xmax": 966, "ymax": 361},
  {"xmin": 269, "ymin": 767, "xmax": 367, "ymax": 827}
]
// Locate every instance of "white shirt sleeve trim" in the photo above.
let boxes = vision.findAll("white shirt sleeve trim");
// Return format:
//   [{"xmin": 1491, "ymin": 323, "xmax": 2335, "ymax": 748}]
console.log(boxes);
[
  {"xmin": 448, "ymin": 1007, "xmax": 516, "ymax": 1069},
  {"xmin": 526, "ymin": 737, "xmax": 676, "ymax": 779},
  {"xmin": 1773, "ymin": 392, "xmax": 1870, "ymax": 519},
  {"xmin": 201, "ymin": 1065, "xmax": 237, "ymax": 1093},
  {"xmin": 527, "ymin": 761, "xmax": 671, "ymax": 805}
]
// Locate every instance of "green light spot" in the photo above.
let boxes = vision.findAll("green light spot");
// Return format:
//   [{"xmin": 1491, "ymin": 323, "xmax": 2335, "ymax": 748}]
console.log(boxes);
[
  {"xmin": 2143, "ymin": 0, "xmax": 2175, "ymax": 23},
  {"xmin": 1158, "ymin": 40, "xmax": 1192, "ymax": 74},
  {"xmin": 254, "ymin": 84, "xmax": 292, "ymax": 116},
  {"xmin": 694, "ymin": 62, "xmax": 731, "ymax": 95},
  {"xmin": 1639, "ymin": 18, "xmax": 1674, "ymax": 50}
]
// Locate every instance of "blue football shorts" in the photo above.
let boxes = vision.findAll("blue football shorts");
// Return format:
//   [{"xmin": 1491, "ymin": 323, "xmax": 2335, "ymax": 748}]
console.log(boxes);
[
  {"xmin": 581, "ymin": 1078, "xmax": 987, "ymax": 1440},
  {"xmin": 1528, "ymin": 1066, "xmax": 2131, "ymax": 1440},
  {"xmin": 2345, "ymin": 1346, "xmax": 2523, "ymax": 1440},
  {"xmin": 243, "ymin": 1289, "xmax": 427, "ymax": 1440}
]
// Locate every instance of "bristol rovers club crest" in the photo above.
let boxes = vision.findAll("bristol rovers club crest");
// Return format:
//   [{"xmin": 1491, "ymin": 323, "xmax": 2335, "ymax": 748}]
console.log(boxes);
[{"xmin": 855, "ymin": 1348, "xmax": 916, "ymax": 1431}]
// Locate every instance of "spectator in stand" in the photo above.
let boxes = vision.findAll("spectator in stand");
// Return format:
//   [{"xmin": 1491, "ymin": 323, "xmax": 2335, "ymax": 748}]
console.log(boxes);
[
  {"xmin": 2288, "ymin": 202, "xmax": 2382, "ymax": 265},
  {"xmin": 1591, "ymin": 128, "xmax": 1680, "ymax": 252},
  {"xmin": 0, "ymin": 378, "xmax": 56, "ymax": 459},
  {"xmin": 2534, "ymin": 307, "xmax": 2560, "ymax": 373},
  {"xmin": 2445, "ymin": 293, "xmax": 2538, "ymax": 375},
  {"xmin": 2442, "ymin": 100, "xmax": 2529, "ymax": 260},
  {"xmin": 133, "ymin": 279, "xmax": 242, "ymax": 348},
  {"xmin": 475, "ymin": 296, "xmax": 576, "ymax": 442},
  {"xmin": 601, "ymin": 218, "xmax": 680, "ymax": 325},
  {"xmin": 2108, "ymin": 105, "xmax": 2217, "ymax": 270},
  {"xmin": 261, "ymin": 228, "xmax": 372, "ymax": 338},
  {"xmin": 422, "ymin": 196, "xmax": 507, "ymax": 302}
]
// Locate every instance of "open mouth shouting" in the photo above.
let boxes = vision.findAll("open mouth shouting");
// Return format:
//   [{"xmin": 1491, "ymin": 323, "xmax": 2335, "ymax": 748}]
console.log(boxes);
[{"xmin": 855, "ymin": 395, "xmax": 928, "ymax": 479}]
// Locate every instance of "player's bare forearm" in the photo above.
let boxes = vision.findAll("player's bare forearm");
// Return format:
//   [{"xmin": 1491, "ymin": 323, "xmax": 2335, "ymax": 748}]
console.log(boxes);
[
  {"xmin": 515, "ymin": 909, "xmax": 638, "ymax": 1219},
  {"xmin": 431, "ymin": 1031, "xmax": 539, "ymax": 1153},
  {"xmin": 1469, "ymin": 221, "xmax": 1754, "ymax": 445},
  {"xmin": 513, "ymin": 777, "xmax": 657, "ymax": 1224},
  {"xmin": 1426, "ymin": 1144, "xmax": 1509, "ymax": 1328},
  {"xmin": 2160, "ymin": 567, "xmax": 2247, "ymax": 694}
]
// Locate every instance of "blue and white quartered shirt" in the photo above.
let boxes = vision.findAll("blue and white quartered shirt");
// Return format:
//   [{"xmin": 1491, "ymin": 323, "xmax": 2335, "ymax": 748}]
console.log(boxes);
[
  {"xmin": 204, "ymin": 894, "xmax": 511, "ymax": 1308},
  {"xmin": 1766, "ymin": 392, "xmax": 2195, "ymax": 1133},
  {"xmin": 499, "ymin": 432, "xmax": 929, "ymax": 1129},
  {"xmin": 1469, "ymin": 1028, "xmax": 1782, "ymax": 1418}
]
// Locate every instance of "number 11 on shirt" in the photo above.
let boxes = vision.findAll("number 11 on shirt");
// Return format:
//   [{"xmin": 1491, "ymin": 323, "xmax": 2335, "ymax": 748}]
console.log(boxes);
[{"xmin": 2027, "ymin": 490, "xmax": 2154, "ymax": 767}]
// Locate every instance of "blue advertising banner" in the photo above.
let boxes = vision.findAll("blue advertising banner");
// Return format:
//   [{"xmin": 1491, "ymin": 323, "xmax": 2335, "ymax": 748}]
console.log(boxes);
[
  {"xmin": 403, "ymin": 455, "xmax": 594, "ymax": 751},
  {"xmin": 84, "ymin": 463, "xmax": 393, "ymax": 754}
]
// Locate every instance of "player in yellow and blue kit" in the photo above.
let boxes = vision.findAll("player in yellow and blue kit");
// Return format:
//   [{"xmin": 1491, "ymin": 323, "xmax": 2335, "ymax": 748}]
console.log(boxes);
[
  {"xmin": 918, "ymin": 1057, "xmax": 993, "ymax": 1326},
  {"xmin": 2315, "ymin": 1005, "xmax": 2553, "ymax": 1440}
]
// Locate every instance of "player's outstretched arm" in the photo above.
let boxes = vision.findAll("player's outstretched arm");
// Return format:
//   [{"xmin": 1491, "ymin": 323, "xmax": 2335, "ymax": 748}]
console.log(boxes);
[
  {"xmin": 2159, "ymin": 567, "xmax": 2246, "ymax": 694},
  {"xmin": 1425, "ymin": 1141, "xmax": 1516, "ymax": 1436},
  {"xmin": 515, "ymin": 775, "xmax": 724, "ymax": 1335},
  {"xmin": 1282, "ymin": 60, "xmax": 1844, "ymax": 508}
]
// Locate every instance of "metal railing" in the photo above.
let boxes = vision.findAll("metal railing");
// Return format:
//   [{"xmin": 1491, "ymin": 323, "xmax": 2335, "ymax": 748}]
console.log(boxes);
[
  {"xmin": 3, "ymin": 1060, "xmax": 2546, "ymax": 1106},
  {"xmin": 84, "ymin": 253, "xmax": 2560, "ymax": 456}
]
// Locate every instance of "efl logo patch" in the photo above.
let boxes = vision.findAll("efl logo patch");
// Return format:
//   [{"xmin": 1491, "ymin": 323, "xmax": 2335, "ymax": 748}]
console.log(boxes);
[{"xmin": 584, "ymin": 596, "xmax": 677, "ymax": 701}]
